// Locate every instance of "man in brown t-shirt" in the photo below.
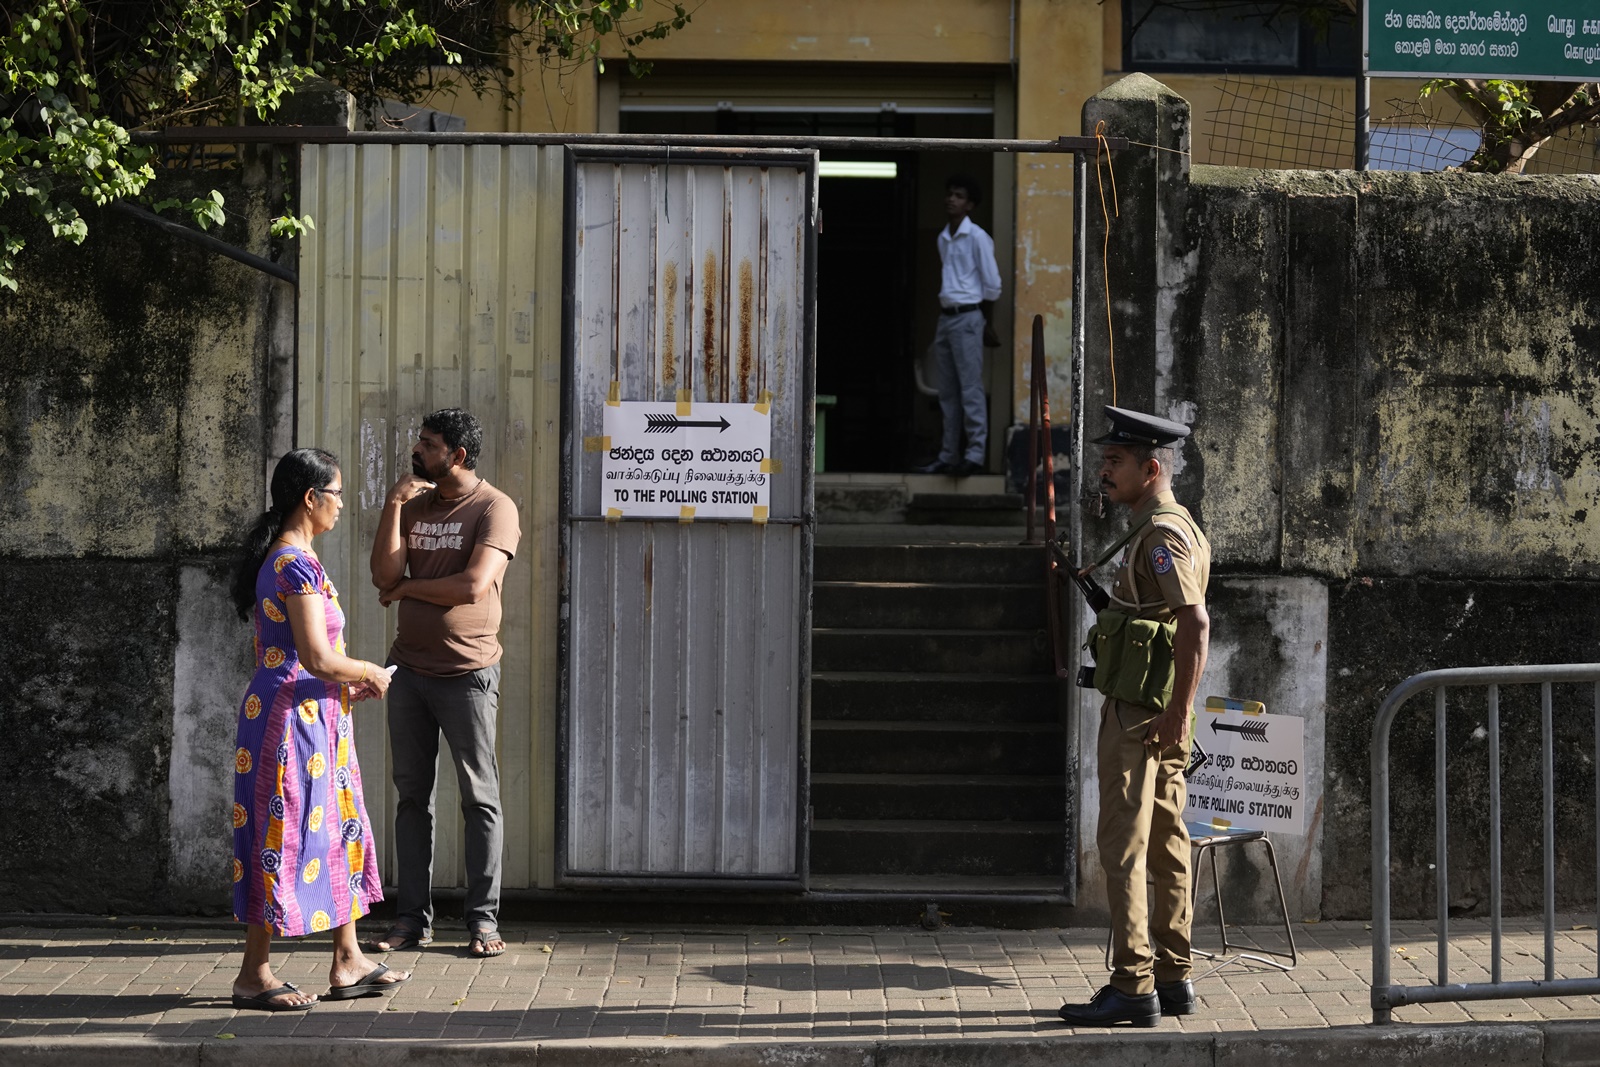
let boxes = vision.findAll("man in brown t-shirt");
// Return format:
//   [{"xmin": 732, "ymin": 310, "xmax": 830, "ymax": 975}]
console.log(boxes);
[{"xmin": 368, "ymin": 408, "xmax": 520, "ymax": 959}]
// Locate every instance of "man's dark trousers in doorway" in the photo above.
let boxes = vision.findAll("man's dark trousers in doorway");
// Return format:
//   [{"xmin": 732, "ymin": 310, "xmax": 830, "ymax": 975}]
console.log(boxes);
[{"xmin": 934, "ymin": 306, "xmax": 987, "ymax": 470}]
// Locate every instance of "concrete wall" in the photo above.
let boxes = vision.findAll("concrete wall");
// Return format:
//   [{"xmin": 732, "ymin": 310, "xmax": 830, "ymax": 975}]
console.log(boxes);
[
  {"xmin": 0, "ymin": 166, "xmax": 286, "ymax": 913},
  {"xmin": 1079, "ymin": 74, "xmax": 1600, "ymax": 921}
]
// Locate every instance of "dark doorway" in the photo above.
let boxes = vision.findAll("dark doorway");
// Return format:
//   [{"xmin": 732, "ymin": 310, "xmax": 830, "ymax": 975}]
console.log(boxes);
[
  {"xmin": 815, "ymin": 153, "xmax": 916, "ymax": 472},
  {"xmin": 621, "ymin": 106, "xmax": 997, "ymax": 473}
]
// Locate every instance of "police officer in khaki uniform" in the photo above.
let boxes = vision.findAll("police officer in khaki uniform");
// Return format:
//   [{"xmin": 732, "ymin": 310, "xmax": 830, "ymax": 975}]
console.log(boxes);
[{"xmin": 1060, "ymin": 406, "xmax": 1211, "ymax": 1028}]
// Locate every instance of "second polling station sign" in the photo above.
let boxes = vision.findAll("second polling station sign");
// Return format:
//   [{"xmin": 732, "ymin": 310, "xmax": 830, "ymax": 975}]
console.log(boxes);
[
  {"xmin": 600, "ymin": 401, "xmax": 775, "ymax": 521},
  {"xmin": 1367, "ymin": 3, "xmax": 1600, "ymax": 81},
  {"xmin": 1185, "ymin": 696, "xmax": 1306, "ymax": 836}
]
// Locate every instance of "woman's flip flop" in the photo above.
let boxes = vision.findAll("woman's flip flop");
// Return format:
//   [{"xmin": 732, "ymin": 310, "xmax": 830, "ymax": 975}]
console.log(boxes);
[
  {"xmin": 231, "ymin": 982, "xmax": 316, "ymax": 1012},
  {"xmin": 324, "ymin": 962, "xmax": 410, "ymax": 1000}
]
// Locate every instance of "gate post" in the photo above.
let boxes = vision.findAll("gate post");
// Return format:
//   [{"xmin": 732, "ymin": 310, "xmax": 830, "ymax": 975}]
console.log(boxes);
[{"xmin": 1080, "ymin": 73, "xmax": 1192, "ymax": 421}]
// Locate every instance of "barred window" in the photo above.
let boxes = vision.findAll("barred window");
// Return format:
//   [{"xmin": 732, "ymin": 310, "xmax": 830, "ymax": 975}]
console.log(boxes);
[{"xmin": 1124, "ymin": 1, "xmax": 1358, "ymax": 75}]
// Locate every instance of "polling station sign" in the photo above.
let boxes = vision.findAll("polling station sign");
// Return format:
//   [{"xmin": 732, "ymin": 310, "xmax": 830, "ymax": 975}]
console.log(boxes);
[
  {"xmin": 598, "ymin": 401, "xmax": 774, "ymax": 521},
  {"xmin": 1367, "ymin": 4, "xmax": 1600, "ymax": 81},
  {"xmin": 1185, "ymin": 696, "xmax": 1306, "ymax": 836}
]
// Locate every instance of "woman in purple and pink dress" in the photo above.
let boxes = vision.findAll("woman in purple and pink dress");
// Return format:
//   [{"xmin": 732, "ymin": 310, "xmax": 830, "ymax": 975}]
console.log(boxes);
[{"xmin": 226, "ymin": 448, "xmax": 409, "ymax": 1012}]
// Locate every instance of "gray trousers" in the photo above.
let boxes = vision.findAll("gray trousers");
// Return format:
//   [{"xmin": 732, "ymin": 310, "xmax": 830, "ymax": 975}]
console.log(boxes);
[
  {"xmin": 388, "ymin": 663, "xmax": 503, "ymax": 934},
  {"xmin": 933, "ymin": 309, "xmax": 987, "ymax": 466}
]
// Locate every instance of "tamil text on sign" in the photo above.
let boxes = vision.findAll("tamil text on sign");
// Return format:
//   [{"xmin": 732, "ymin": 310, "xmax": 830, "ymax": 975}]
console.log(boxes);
[
  {"xmin": 600, "ymin": 401, "xmax": 774, "ymax": 521},
  {"xmin": 1367, "ymin": 3, "xmax": 1600, "ymax": 81}
]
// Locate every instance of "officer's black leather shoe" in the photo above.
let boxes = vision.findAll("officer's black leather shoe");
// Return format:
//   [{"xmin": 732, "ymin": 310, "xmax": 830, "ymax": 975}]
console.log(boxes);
[
  {"xmin": 1057, "ymin": 985, "xmax": 1161, "ymax": 1027},
  {"xmin": 1156, "ymin": 978, "xmax": 1196, "ymax": 1016}
]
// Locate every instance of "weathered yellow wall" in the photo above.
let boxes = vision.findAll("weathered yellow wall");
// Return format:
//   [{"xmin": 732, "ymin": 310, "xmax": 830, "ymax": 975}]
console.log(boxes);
[
  {"xmin": 599, "ymin": 0, "xmax": 1012, "ymax": 64},
  {"xmin": 434, "ymin": 65, "xmax": 600, "ymax": 133},
  {"xmin": 1014, "ymin": 0, "xmax": 1104, "ymax": 424}
]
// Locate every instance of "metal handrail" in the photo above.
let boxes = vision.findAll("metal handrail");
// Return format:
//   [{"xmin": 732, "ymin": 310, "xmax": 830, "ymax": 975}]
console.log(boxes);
[
  {"xmin": 1371, "ymin": 664, "xmax": 1600, "ymax": 1023},
  {"xmin": 1022, "ymin": 314, "xmax": 1071, "ymax": 680},
  {"xmin": 1024, "ymin": 313, "xmax": 1058, "ymax": 547}
]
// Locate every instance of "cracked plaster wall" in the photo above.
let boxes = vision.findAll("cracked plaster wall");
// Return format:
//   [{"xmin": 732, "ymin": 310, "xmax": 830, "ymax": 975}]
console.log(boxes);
[{"xmin": 1080, "ymin": 74, "xmax": 1600, "ymax": 921}]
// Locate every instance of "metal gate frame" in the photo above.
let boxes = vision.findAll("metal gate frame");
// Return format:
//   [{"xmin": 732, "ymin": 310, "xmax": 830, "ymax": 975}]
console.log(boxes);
[{"xmin": 556, "ymin": 144, "xmax": 818, "ymax": 890}]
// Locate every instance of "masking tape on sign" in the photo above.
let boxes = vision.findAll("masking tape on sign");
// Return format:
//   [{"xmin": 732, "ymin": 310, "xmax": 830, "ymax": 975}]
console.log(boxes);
[
  {"xmin": 752, "ymin": 505, "xmax": 769, "ymax": 525},
  {"xmin": 677, "ymin": 389, "xmax": 692, "ymax": 416},
  {"xmin": 1208, "ymin": 817, "xmax": 1232, "ymax": 831},
  {"xmin": 605, "ymin": 508, "xmax": 622, "ymax": 522},
  {"xmin": 607, "ymin": 381, "xmax": 621, "ymax": 407},
  {"xmin": 755, "ymin": 390, "xmax": 774, "ymax": 416},
  {"xmin": 679, "ymin": 506, "xmax": 695, "ymax": 523},
  {"xmin": 583, "ymin": 436, "xmax": 611, "ymax": 452},
  {"xmin": 760, "ymin": 458, "xmax": 783, "ymax": 474},
  {"xmin": 1204, "ymin": 695, "xmax": 1266, "ymax": 716}
]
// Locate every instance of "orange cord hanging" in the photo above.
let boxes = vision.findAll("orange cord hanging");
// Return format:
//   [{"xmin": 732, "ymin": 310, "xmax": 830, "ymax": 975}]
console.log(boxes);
[{"xmin": 1093, "ymin": 120, "xmax": 1121, "ymax": 407}]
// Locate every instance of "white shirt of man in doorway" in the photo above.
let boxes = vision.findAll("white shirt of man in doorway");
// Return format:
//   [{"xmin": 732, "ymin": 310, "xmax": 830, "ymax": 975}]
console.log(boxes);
[{"xmin": 937, "ymin": 215, "xmax": 1002, "ymax": 308}]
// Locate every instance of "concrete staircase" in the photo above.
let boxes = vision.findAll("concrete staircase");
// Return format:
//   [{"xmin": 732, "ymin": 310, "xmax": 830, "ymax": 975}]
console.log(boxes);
[
  {"xmin": 816, "ymin": 472, "xmax": 1024, "ymax": 526},
  {"xmin": 810, "ymin": 534, "xmax": 1068, "ymax": 892}
]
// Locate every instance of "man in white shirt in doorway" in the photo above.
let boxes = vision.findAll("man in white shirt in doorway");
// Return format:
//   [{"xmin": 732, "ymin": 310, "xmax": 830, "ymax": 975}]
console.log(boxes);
[{"xmin": 916, "ymin": 173, "xmax": 1003, "ymax": 477}]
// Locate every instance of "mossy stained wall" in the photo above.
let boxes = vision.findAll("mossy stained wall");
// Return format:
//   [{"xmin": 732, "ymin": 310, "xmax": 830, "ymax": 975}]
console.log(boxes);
[
  {"xmin": 0, "ymin": 171, "xmax": 279, "ymax": 913},
  {"xmin": 1177, "ymin": 167, "xmax": 1600, "ymax": 919}
]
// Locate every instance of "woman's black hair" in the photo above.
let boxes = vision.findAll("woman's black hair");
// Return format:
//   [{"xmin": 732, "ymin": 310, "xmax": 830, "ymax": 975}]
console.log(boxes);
[{"xmin": 229, "ymin": 447, "xmax": 341, "ymax": 620}]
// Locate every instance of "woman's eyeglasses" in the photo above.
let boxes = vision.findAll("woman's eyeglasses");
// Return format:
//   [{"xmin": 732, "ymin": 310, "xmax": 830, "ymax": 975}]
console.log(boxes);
[{"xmin": 316, "ymin": 487, "xmax": 344, "ymax": 497}]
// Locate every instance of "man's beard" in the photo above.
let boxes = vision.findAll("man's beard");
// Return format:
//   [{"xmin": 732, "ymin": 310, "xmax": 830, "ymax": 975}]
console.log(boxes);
[{"xmin": 412, "ymin": 454, "xmax": 433, "ymax": 479}]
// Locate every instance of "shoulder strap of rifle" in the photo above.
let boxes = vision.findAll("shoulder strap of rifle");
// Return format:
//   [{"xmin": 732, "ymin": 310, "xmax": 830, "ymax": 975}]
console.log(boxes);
[{"xmin": 1090, "ymin": 505, "xmax": 1190, "ymax": 569}]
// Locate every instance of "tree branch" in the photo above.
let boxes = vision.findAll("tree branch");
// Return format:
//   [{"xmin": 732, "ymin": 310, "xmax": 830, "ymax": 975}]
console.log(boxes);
[{"xmin": 1442, "ymin": 81, "xmax": 1498, "ymax": 128}]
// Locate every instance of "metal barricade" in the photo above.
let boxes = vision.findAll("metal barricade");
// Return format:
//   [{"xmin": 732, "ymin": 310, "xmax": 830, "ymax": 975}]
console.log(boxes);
[{"xmin": 1371, "ymin": 664, "xmax": 1600, "ymax": 1023}]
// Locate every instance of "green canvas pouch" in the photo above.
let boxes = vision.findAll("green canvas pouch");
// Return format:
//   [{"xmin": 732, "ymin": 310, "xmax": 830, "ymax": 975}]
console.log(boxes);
[
  {"xmin": 1079, "ymin": 504, "xmax": 1191, "ymax": 712},
  {"xmin": 1087, "ymin": 608, "xmax": 1178, "ymax": 710}
]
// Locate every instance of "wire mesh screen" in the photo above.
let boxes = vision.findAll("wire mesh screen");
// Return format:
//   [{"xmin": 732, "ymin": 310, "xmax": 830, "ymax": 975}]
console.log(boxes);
[
  {"xmin": 1522, "ymin": 122, "xmax": 1600, "ymax": 176},
  {"xmin": 1201, "ymin": 77, "xmax": 1353, "ymax": 170},
  {"xmin": 1202, "ymin": 76, "xmax": 1600, "ymax": 175}
]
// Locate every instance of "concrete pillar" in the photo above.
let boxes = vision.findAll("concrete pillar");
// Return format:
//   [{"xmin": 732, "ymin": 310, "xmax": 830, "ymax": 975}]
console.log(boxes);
[
  {"xmin": 1080, "ymin": 73, "xmax": 1192, "ymax": 422},
  {"xmin": 272, "ymin": 77, "xmax": 357, "ymax": 130}
]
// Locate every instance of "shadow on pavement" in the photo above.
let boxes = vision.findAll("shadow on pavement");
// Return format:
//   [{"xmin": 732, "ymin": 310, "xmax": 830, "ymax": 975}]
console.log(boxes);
[{"xmin": 695, "ymin": 962, "xmax": 1012, "ymax": 991}]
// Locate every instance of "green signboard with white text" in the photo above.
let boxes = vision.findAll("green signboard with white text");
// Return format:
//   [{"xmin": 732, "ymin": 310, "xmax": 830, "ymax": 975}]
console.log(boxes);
[{"xmin": 1366, "ymin": 3, "xmax": 1600, "ymax": 81}]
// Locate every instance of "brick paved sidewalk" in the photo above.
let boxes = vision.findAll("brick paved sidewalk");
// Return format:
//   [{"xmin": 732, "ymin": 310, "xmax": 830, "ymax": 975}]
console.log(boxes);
[{"xmin": 1, "ymin": 916, "xmax": 1597, "ymax": 1060}]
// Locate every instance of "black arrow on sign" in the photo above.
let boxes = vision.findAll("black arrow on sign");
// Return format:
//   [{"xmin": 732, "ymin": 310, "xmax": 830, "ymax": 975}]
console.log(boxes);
[
  {"xmin": 644, "ymin": 414, "xmax": 732, "ymax": 433},
  {"xmin": 1210, "ymin": 719, "xmax": 1269, "ymax": 743}
]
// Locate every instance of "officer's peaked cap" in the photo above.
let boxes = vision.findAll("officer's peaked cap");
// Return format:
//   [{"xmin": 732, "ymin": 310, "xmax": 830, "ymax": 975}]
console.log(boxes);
[{"xmin": 1091, "ymin": 405, "xmax": 1191, "ymax": 448}]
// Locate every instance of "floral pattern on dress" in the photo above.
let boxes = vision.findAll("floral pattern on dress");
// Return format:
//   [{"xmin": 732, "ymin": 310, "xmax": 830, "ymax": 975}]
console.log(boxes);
[{"xmin": 232, "ymin": 546, "xmax": 381, "ymax": 936}]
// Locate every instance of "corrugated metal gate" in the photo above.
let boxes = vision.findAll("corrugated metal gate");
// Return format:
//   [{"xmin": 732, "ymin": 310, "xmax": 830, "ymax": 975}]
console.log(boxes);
[
  {"xmin": 560, "ymin": 147, "xmax": 816, "ymax": 887},
  {"xmin": 299, "ymin": 140, "xmax": 815, "ymax": 893},
  {"xmin": 297, "ymin": 142, "xmax": 567, "ymax": 891}
]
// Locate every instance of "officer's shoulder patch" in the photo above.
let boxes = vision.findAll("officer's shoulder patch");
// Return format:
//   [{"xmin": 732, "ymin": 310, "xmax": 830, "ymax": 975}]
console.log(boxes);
[{"xmin": 1151, "ymin": 545, "xmax": 1174, "ymax": 575}]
